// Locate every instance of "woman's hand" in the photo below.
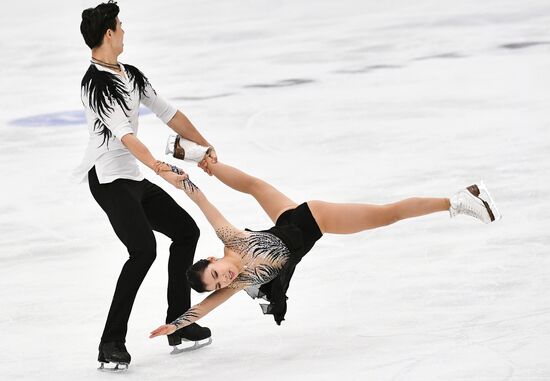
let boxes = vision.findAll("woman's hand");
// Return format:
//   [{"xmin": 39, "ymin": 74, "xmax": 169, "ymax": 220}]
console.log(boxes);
[
  {"xmin": 154, "ymin": 161, "xmax": 188, "ymax": 189},
  {"xmin": 159, "ymin": 169, "xmax": 188, "ymax": 189},
  {"xmin": 198, "ymin": 147, "xmax": 217, "ymax": 175},
  {"xmin": 149, "ymin": 324, "xmax": 177, "ymax": 339}
]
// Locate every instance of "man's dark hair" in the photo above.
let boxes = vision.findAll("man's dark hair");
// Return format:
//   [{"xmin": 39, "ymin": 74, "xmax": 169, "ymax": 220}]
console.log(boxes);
[
  {"xmin": 80, "ymin": 1, "xmax": 120, "ymax": 49},
  {"xmin": 186, "ymin": 259, "xmax": 211, "ymax": 293}
]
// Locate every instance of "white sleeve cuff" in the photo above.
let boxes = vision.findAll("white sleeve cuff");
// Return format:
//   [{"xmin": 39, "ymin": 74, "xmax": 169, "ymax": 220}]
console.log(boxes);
[{"xmin": 111, "ymin": 122, "xmax": 133, "ymax": 141}]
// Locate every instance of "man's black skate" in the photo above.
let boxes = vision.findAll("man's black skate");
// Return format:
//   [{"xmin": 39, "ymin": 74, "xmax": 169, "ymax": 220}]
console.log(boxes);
[
  {"xmin": 167, "ymin": 323, "xmax": 212, "ymax": 355},
  {"xmin": 97, "ymin": 342, "xmax": 131, "ymax": 372}
]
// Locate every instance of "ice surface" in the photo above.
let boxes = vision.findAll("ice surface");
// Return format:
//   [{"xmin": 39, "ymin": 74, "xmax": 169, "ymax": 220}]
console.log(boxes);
[{"xmin": 1, "ymin": 0, "xmax": 549, "ymax": 380}]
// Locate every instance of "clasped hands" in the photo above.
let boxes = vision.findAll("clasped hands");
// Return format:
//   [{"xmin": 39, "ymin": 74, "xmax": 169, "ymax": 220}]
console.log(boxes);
[
  {"xmin": 198, "ymin": 147, "xmax": 217, "ymax": 175},
  {"xmin": 155, "ymin": 147, "xmax": 217, "ymax": 188}
]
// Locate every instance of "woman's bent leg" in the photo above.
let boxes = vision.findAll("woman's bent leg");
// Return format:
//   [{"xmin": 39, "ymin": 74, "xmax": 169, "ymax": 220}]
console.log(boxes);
[
  {"xmin": 208, "ymin": 161, "xmax": 297, "ymax": 223},
  {"xmin": 308, "ymin": 197, "xmax": 450, "ymax": 234}
]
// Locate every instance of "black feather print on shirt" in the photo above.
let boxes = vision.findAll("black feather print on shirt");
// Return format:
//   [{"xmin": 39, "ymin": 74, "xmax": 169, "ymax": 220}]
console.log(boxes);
[
  {"xmin": 124, "ymin": 63, "xmax": 155, "ymax": 98},
  {"xmin": 81, "ymin": 64, "xmax": 132, "ymax": 147}
]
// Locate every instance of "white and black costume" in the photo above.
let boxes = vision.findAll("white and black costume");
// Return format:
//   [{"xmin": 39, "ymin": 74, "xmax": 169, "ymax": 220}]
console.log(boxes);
[
  {"xmin": 240, "ymin": 202, "xmax": 323, "ymax": 324},
  {"xmin": 75, "ymin": 62, "xmax": 200, "ymax": 344},
  {"xmin": 173, "ymin": 202, "xmax": 323, "ymax": 327}
]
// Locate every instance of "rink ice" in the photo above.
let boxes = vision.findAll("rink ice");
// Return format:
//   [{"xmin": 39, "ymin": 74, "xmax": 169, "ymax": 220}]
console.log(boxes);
[{"xmin": 1, "ymin": 0, "xmax": 549, "ymax": 380}]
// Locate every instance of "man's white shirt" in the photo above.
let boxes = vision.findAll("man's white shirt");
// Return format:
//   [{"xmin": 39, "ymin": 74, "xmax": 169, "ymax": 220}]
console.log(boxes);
[{"xmin": 73, "ymin": 63, "xmax": 177, "ymax": 184}]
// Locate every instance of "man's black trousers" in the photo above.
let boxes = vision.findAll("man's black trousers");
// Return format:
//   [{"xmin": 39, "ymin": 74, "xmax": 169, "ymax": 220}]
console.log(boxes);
[{"xmin": 88, "ymin": 167, "xmax": 199, "ymax": 343}]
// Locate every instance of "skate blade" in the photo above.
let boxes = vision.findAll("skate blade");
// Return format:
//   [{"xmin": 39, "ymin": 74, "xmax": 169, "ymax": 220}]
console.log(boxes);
[
  {"xmin": 98, "ymin": 362, "xmax": 129, "ymax": 372},
  {"xmin": 478, "ymin": 180, "xmax": 502, "ymax": 222},
  {"xmin": 170, "ymin": 337, "xmax": 212, "ymax": 355}
]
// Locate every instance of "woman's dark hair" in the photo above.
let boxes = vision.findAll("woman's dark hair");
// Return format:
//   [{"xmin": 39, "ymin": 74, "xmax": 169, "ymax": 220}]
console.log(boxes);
[
  {"xmin": 80, "ymin": 1, "xmax": 120, "ymax": 49},
  {"xmin": 186, "ymin": 259, "xmax": 211, "ymax": 293}
]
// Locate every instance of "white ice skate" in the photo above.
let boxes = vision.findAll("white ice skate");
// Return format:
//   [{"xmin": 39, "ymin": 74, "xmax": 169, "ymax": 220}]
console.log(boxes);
[
  {"xmin": 449, "ymin": 181, "xmax": 501, "ymax": 223},
  {"xmin": 165, "ymin": 134, "xmax": 211, "ymax": 163}
]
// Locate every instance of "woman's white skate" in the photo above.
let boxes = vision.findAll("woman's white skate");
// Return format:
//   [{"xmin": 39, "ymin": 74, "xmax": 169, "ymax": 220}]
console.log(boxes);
[
  {"xmin": 450, "ymin": 181, "xmax": 501, "ymax": 223},
  {"xmin": 165, "ymin": 134, "xmax": 211, "ymax": 163}
]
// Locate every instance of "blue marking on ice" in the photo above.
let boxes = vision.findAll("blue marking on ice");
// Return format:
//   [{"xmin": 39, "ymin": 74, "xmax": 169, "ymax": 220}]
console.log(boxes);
[{"xmin": 8, "ymin": 107, "xmax": 153, "ymax": 127}]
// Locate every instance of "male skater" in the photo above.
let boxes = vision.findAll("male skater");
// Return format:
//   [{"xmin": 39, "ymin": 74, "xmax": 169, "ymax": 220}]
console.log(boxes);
[{"xmin": 76, "ymin": 1, "xmax": 214, "ymax": 371}]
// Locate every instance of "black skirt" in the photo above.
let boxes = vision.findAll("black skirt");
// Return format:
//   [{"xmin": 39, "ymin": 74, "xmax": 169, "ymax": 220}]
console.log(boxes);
[{"xmin": 245, "ymin": 202, "xmax": 323, "ymax": 325}]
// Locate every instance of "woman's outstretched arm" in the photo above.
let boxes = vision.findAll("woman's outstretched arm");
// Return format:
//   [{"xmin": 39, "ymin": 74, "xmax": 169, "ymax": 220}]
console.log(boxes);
[
  {"xmin": 149, "ymin": 286, "xmax": 241, "ymax": 338},
  {"xmin": 157, "ymin": 162, "xmax": 243, "ymax": 242},
  {"xmin": 182, "ymin": 176, "xmax": 248, "ymax": 243}
]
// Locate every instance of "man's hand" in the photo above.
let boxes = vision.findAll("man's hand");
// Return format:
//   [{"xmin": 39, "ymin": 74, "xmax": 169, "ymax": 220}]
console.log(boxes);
[
  {"xmin": 149, "ymin": 324, "xmax": 177, "ymax": 339},
  {"xmin": 198, "ymin": 148, "xmax": 217, "ymax": 176}
]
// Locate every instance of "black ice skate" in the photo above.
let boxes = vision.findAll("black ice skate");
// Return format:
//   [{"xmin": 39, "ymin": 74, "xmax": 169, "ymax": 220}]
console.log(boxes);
[
  {"xmin": 97, "ymin": 342, "xmax": 131, "ymax": 372},
  {"xmin": 167, "ymin": 323, "xmax": 212, "ymax": 355},
  {"xmin": 165, "ymin": 134, "xmax": 211, "ymax": 163}
]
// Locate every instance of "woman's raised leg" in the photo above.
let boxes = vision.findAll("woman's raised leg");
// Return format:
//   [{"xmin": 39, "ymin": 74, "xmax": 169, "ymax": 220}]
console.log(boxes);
[
  {"xmin": 308, "ymin": 198, "xmax": 450, "ymax": 234},
  {"xmin": 207, "ymin": 161, "xmax": 298, "ymax": 223}
]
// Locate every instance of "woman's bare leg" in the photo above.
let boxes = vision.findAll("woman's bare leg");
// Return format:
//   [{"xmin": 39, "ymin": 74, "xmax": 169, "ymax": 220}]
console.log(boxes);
[
  {"xmin": 207, "ymin": 161, "xmax": 297, "ymax": 223},
  {"xmin": 308, "ymin": 198, "xmax": 450, "ymax": 234}
]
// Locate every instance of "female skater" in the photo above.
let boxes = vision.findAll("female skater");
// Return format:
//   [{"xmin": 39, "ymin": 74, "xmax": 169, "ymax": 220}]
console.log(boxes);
[{"xmin": 149, "ymin": 137, "xmax": 500, "ymax": 339}]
